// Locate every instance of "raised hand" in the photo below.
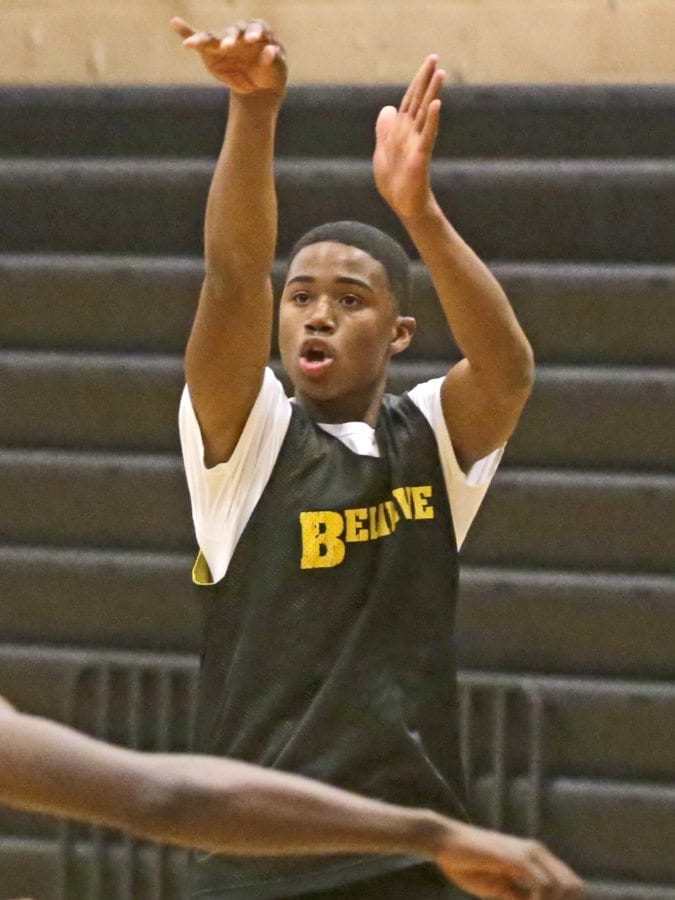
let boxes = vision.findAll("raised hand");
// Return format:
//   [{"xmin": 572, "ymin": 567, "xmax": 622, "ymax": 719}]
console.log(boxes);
[
  {"xmin": 435, "ymin": 822, "xmax": 585, "ymax": 899},
  {"xmin": 170, "ymin": 17, "xmax": 287, "ymax": 99},
  {"xmin": 373, "ymin": 56, "xmax": 444, "ymax": 221}
]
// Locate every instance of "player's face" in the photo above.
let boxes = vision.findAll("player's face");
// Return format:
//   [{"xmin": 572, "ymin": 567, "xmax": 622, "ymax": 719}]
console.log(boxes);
[{"xmin": 278, "ymin": 242, "xmax": 409, "ymax": 419}]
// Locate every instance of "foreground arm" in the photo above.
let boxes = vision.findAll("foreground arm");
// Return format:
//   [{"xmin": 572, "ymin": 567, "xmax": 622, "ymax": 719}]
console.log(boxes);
[
  {"xmin": 0, "ymin": 703, "xmax": 582, "ymax": 898},
  {"xmin": 171, "ymin": 17, "xmax": 286, "ymax": 466},
  {"xmin": 374, "ymin": 58, "xmax": 534, "ymax": 471}
]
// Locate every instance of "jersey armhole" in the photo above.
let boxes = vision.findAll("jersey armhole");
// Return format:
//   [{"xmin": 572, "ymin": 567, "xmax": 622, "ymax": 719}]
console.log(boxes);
[
  {"xmin": 180, "ymin": 368, "xmax": 292, "ymax": 585},
  {"xmin": 406, "ymin": 378, "xmax": 504, "ymax": 549}
]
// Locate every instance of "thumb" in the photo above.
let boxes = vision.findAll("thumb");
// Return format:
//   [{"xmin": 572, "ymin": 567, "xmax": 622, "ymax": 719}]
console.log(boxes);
[{"xmin": 375, "ymin": 105, "xmax": 397, "ymax": 142}]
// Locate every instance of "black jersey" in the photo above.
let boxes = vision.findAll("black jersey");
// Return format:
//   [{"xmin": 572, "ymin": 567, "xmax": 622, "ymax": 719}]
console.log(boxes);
[{"xmin": 190, "ymin": 393, "xmax": 466, "ymax": 899}]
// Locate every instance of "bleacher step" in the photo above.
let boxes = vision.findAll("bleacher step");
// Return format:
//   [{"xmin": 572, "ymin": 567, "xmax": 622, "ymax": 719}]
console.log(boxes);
[
  {"xmin": 464, "ymin": 469, "xmax": 674, "ymax": 572},
  {"xmin": 2, "ymin": 255, "xmax": 672, "ymax": 366},
  {"xmin": 589, "ymin": 882, "xmax": 675, "ymax": 900},
  {"xmin": 2, "ymin": 158, "xmax": 674, "ymax": 261},
  {"xmin": 2, "ymin": 84, "xmax": 674, "ymax": 159},
  {"xmin": 1, "ymin": 547, "xmax": 673, "ymax": 678},
  {"xmin": 1, "ymin": 452, "xmax": 672, "ymax": 571},
  {"xmin": 457, "ymin": 567, "xmax": 675, "ymax": 679},
  {"xmin": 3, "ymin": 351, "xmax": 673, "ymax": 470},
  {"xmin": 0, "ymin": 833, "xmax": 188, "ymax": 900},
  {"xmin": 472, "ymin": 776, "xmax": 675, "ymax": 882}
]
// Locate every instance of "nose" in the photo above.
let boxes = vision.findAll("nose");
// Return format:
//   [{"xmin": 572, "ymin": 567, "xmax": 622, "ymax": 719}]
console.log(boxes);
[{"xmin": 305, "ymin": 295, "xmax": 336, "ymax": 334}]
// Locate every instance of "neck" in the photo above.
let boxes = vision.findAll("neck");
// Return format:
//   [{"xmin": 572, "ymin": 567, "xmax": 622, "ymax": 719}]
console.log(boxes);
[{"xmin": 295, "ymin": 383, "xmax": 386, "ymax": 428}]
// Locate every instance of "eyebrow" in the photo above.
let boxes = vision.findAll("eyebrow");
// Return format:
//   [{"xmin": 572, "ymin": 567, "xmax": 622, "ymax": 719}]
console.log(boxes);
[{"xmin": 287, "ymin": 275, "xmax": 375, "ymax": 293}]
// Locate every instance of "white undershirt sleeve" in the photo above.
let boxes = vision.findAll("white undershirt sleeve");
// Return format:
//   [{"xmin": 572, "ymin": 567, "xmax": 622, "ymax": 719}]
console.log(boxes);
[
  {"xmin": 407, "ymin": 378, "xmax": 504, "ymax": 551},
  {"xmin": 178, "ymin": 368, "xmax": 292, "ymax": 584}
]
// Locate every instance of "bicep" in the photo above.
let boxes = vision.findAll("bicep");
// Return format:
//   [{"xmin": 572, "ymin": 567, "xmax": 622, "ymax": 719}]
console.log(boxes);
[
  {"xmin": 441, "ymin": 358, "xmax": 532, "ymax": 472},
  {"xmin": 185, "ymin": 275, "xmax": 274, "ymax": 466}
]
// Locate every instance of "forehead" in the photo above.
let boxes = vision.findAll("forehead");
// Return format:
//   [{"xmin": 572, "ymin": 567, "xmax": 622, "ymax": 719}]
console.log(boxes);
[{"xmin": 286, "ymin": 241, "xmax": 388, "ymax": 287}]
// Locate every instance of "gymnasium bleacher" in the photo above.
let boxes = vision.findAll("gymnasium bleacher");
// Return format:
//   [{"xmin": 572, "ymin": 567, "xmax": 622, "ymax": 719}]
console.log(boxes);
[{"xmin": 0, "ymin": 84, "xmax": 673, "ymax": 898}]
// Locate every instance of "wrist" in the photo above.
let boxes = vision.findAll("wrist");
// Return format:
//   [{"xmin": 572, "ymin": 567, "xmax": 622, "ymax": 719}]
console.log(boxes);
[
  {"xmin": 397, "ymin": 195, "xmax": 443, "ymax": 229},
  {"xmin": 403, "ymin": 809, "xmax": 458, "ymax": 861},
  {"xmin": 230, "ymin": 88, "xmax": 286, "ymax": 114}
]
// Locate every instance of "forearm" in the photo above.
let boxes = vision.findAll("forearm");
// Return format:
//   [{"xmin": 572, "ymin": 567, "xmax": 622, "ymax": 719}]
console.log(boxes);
[
  {"xmin": 0, "ymin": 710, "xmax": 448, "ymax": 860},
  {"xmin": 204, "ymin": 92, "xmax": 282, "ymax": 286},
  {"xmin": 402, "ymin": 198, "xmax": 534, "ymax": 394},
  {"xmin": 151, "ymin": 754, "xmax": 449, "ymax": 858}
]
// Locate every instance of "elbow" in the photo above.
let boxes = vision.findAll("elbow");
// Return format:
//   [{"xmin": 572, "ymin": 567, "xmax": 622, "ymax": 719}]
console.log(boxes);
[
  {"xmin": 490, "ymin": 339, "xmax": 535, "ymax": 403},
  {"xmin": 118, "ymin": 766, "xmax": 191, "ymax": 846},
  {"xmin": 124, "ymin": 763, "xmax": 238, "ymax": 852},
  {"xmin": 512, "ymin": 340, "xmax": 535, "ymax": 396}
]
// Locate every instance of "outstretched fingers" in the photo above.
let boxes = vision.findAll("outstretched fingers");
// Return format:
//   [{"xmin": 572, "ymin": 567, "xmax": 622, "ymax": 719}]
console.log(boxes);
[
  {"xmin": 220, "ymin": 19, "xmax": 275, "ymax": 48},
  {"xmin": 169, "ymin": 16, "xmax": 196, "ymax": 39},
  {"xmin": 400, "ymin": 55, "xmax": 439, "ymax": 118},
  {"xmin": 243, "ymin": 19, "xmax": 272, "ymax": 43},
  {"xmin": 260, "ymin": 42, "xmax": 284, "ymax": 67},
  {"xmin": 416, "ymin": 67, "xmax": 444, "ymax": 128},
  {"xmin": 472, "ymin": 873, "xmax": 531, "ymax": 899},
  {"xmin": 172, "ymin": 17, "xmax": 277, "ymax": 52},
  {"xmin": 534, "ymin": 844, "xmax": 586, "ymax": 898},
  {"xmin": 516, "ymin": 841, "xmax": 585, "ymax": 899},
  {"xmin": 170, "ymin": 14, "xmax": 286, "ymax": 95},
  {"xmin": 170, "ymin": 16, "xmax": 221, "ymax": 50},
  {"xmin": 419, "ymin": 97, "xmax": 442, "ymax": 152}
]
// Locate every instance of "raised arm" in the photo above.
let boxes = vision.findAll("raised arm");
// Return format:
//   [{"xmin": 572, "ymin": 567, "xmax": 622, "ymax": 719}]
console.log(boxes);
[
  {"xmin": 171, "ymin": 17, "xmax": 287, "ymax": 466},
  {"xmin": 0, "ymin": 702, "xmax": 582, "ymax": 898},
  {"xmin": 373, "ymin": 58, "xmax": 534, "ymax": 472}
]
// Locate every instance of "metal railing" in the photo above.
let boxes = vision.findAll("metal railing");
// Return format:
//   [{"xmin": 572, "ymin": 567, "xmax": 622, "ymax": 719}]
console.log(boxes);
[
  {"xmin": 49, "ymin": 655, "xmax": 552, "ymax": 898},
  {"xmin": 55, "ymin": 655, "xmax": 199, "ymax": 900},
  {"xmin": 2, "ymin": 645, "xmax": 673, "ymax": 898}
]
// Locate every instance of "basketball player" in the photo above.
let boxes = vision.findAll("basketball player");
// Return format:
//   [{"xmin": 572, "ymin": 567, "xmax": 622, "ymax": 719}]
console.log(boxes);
[
  {"xmin": 171, "ymin": 16, "xmax": 582, "ymax": 899},
  {"xmin": 0, "ymin": 695, "xmax": 582, "ymax": 898}
]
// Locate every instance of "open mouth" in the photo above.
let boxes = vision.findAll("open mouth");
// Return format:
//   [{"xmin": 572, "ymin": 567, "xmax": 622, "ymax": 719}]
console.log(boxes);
[{"xmin": 300, "ymin": 344, "xmax": 334, "ymax": 376}]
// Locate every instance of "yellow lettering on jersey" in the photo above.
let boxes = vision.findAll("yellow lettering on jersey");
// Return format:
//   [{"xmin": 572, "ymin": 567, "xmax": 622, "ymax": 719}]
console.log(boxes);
[
  {"xmin": 300, "ymin": 486, "xmax": 434, "ymax": 569},
  {"xmin": 392, "ymin": 486, "xmax": 414, "ymax": 519},
  {"xmin": 377, "ymin": 502, "xmax": 392, "ymax": 537},
  {"xmin": 345, "ymin": 507, "xmax": 369, "ymax": 542},
  {"xmin": 411, "ymin": 485, "xmax": 434, "ymax": 519},
  {"xmin": 368, "ymin": 505, "xmax": 379, "ymax": 540},
  {"xmin": 384, "ymin": 500, "xmax": 401, "ymax": 532},
  {"xmin": 300, "ymin": 511, "xmax": 346, "ymax": 569}
]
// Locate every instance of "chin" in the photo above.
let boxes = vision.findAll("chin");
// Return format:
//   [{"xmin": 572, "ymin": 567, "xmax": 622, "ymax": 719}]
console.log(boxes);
[{"xmin": 296, "ymin": 380, "xmax": 341, "ymax": 402}]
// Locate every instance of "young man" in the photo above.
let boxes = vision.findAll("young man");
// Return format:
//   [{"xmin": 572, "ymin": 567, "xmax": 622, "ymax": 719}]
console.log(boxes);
[
  {"xmin": 0, "ymin": 694, "xmax": 580, "ymax": 899},
  {"xmin": 171, "ymin": 16, "xmax": 578, "ymax": 900}
]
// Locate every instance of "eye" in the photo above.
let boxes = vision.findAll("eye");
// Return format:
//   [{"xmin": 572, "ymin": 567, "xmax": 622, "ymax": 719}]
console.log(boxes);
[
  {"xmin": 291, "ymin": 291, "xmax": 311, "ymax": 306},
  {"xmin": 340, "ymin": 293, "xmax": 362, "ymax": 309}
]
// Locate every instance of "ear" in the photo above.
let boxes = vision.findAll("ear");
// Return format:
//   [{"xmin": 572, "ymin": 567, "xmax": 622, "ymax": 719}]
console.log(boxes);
[{"xmin": 389, "ymin": 316, "xmax": 416, "ymax": 357}]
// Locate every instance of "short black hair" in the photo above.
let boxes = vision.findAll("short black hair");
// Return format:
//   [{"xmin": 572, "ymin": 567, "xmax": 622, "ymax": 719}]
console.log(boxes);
[{"xmin": 288, "ymin": 221, "xmax": 411, "ymax": 313}]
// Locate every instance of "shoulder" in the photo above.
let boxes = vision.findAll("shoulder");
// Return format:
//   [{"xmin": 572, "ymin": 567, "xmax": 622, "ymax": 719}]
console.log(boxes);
[
  {"xmin": 377, "ymin": 379, "xmax": 443, "ymax": 439},
  {"xmin": 180, "ymin": 367, "xmax": 292, "ymax": 471},
  {"xmin": 405, "ymin": 377, "xmax": 444, "ymax": 424},
  {"xmin": 401, "ymin": 378, "xmax": 504, "ymax": 550}
]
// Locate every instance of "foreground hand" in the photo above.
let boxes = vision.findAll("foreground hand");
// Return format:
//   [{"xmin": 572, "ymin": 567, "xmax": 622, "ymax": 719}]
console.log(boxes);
[
  {"xmin": 436, "ymin": 821, "xmax": 585, "ymax": 899},
  {"xmin": 170, "ymin": 17, "xmax": 287, "ymax": 98},
  {"xmin": 373, "ymin": 55, "xmax": 444, "ymax": 220}
]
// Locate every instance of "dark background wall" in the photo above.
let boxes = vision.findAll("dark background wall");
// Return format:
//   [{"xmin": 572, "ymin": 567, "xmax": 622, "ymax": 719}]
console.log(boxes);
[{"xmin": 0, "ymin": 85, "xmax": 674, "ymax": 899}]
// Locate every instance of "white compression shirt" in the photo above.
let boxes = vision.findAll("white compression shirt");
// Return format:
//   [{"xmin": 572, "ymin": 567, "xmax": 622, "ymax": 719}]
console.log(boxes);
[{"xmin": 179, "ymin": 367, "xmax": 503, "ymax": 584}]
